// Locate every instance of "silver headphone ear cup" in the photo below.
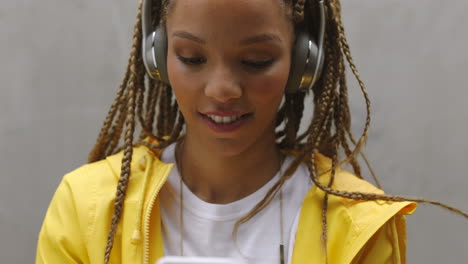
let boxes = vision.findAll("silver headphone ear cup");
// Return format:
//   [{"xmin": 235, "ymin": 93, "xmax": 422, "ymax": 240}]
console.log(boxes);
[
  {"xmin": 285, "ymin": 31, "xmax": 318, "ymax": 94},
  {"xmin": 285, "ymin": 0, "xmax": 326, "ymax": 94},
  {"xmin": 142, "ymin": 27, "xmax": 169, "ymax": 83},
  {"xmin": 143, "ymin": 32, "xmax": 157, "ymax": 79},
  {"xmin": 304, "ymin": 38, "xmax": 319, "ymax": 90},
  {"xmin": 153, "ymin": 26, "xmax": 170, "ymax": 84}
]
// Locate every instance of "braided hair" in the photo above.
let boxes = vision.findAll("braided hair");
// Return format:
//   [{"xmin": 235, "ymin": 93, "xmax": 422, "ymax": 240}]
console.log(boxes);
[{"xmin": 88, "ymin": 0, "xmax": 468, "ymax": 263}]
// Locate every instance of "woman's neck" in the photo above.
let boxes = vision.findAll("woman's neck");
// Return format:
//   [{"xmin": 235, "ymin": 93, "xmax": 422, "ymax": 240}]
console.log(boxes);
[{"xmin": 176, "ymin": 134, "xmax": 282, "ymax": 204}]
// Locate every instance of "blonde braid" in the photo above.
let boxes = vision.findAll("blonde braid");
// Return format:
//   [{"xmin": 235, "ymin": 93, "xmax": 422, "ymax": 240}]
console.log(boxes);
[
  {"xmin": 156, "ymin": 86, "xmax": 167, "ymax": 136},
  {"xmin": 88, "ymin": 62, "xmax": 131, "ymax": 162},
  {"xmin": 140, "ymin": 79, "xmax": 161, "ymax": 140},
  {"xmin": 103, "ymin": 1, "xmax": 144, "ymax": 262},
  {"xmin": 106, "ymin": 89, "xmax": 129, "ymax": 156}
]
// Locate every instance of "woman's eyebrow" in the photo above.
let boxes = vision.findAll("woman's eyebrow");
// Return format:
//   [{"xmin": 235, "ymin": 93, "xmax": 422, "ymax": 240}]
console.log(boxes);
[
  {"xmin": 239, "ymin": 34, "xmax": 282, "ymax": 45},
  {"xmin": 172, "ymin": 31, "xmax": 206, "ymax": 44},
  {"xmin": 171, "ymin": 31, "xmax": 281, "ymax": 45}
]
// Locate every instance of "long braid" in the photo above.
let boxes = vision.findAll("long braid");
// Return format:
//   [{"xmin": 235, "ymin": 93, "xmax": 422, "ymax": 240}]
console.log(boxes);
[
  {"xmin": 135, "ymin": 56, "xmax": 149, "ymax": 139},
  {"xmin": 145, "ymin": 79, "xmax": 161, "ymax": 135},
  {"xmin": 106, "ymin": 89, "xmax": 130, "ymax": 156},
  {"xmin": 307, "ymin": 155, "xmax": 468, "ymax": 219},
  {"xmin": 336, "ymin": 74, "xmax": 364, "ymax": 178},
  {"xmin": 162, "ymin": 85, "xmax": 174, "ymax": 134},
  {"xmin": 320, "ymin": 80, "xmax": 341, "ymax": 258},
  {"xmin": 139, "ymin": 78, "xmax": 158, "ymax": 140},
  {"xmin": 281, "ymin": 92, "xmax": 305, "ymax": 148},
  {"xmin": 331, "ymin": 32, "xmax": 363, "ymax": 178},
  {"xmin": 332, "ymin": 1, "xmax": 371, "ymax": 161},
  {"xmin": 150, "ymin": 80, "xmax": 160, "ymax": 125},
  {"xmin": 135, "ymin": 56, "xmax": 167, "ymax": 142},
  {"xmin": 102, "ymin": 1, "xmax": 144, "ymax": 262},
  {"xmin": 88, "ymin": 62, "xmax": 131, "ymax": 162},
  {"xmin": 156, "ymin": 85, "xmax": 168, "ymax": 136},
  {"xmin": 104, "ymin": 77, "xmax": 137, "ymax": 261}
]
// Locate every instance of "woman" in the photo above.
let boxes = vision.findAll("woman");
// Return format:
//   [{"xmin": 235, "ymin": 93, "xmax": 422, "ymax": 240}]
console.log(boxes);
[{"xmin": 35, "ymin": 0, "xmax": 466, "ymax": 263}]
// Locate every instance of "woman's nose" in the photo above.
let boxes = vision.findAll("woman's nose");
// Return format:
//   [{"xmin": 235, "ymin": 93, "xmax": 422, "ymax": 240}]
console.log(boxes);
[{"xmin": 204, "ymin": 67, "xmax": 242, "ymax": 103}]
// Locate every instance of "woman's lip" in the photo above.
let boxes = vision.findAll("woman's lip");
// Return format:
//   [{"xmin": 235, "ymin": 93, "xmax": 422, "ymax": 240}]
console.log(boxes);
[
  {"xmin": 199, "ymin": 112, "xmax": 252, "ymax": 133},
  {"xmin": 201, "ymin": 111, "xmax": 250, "ymax": 117}
]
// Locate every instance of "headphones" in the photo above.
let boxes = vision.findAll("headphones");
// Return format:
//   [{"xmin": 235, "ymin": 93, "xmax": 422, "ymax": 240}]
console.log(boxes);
[{"xmin": 142, "ymin": 0, "xmax": 325, "ymax": 94}]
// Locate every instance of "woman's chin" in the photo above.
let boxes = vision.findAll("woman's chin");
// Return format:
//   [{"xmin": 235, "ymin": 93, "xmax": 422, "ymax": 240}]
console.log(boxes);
[
  {"xmin": 185, "ymin": 123, "xmax": 276, "ymax": 158},
  {"xmin": 207, "ymin": 137, "xmax": 253, "ymax": 158}
]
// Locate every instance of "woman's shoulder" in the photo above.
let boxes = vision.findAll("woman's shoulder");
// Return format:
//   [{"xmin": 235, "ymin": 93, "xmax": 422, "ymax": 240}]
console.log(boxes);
[
  {"xmin": 37, "ymin": 145, "xmax": 166, "ymax": 263},
  {"xmin": 310, "ymin": 153, "xmax": 417, "ymax": 218},
  {"xmin": 293, "ymin": 153, "xmax": 417, "ymax": 263},
  {"xmin": 55, "ymin": 145, "xmax": 166, "ymax": 214},
  {"xmin": 323, "ymin": 168, "xmax": 417, "ymax": 229}
]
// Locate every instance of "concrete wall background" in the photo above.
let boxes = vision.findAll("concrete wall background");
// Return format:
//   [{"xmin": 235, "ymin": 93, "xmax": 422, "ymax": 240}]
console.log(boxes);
[{"xmin": 1, "ymin": 0, "xmax": 467, "ymax": 262}]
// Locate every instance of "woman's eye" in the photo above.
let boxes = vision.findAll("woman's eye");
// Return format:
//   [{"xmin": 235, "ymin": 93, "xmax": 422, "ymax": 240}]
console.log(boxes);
[
  {"xmin": 177, "ymin": 55, "xmax": 206, "ymax": 65},
  {"xmin": 242, "ymin": 59, "xmax": 274, "ymax": 69}
]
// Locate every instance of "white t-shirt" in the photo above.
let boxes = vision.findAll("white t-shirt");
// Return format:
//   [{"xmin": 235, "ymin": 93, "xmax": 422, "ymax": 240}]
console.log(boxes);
[{"xmin": 159, "ymin": 143, "xmax": 312, "ymax": 264}]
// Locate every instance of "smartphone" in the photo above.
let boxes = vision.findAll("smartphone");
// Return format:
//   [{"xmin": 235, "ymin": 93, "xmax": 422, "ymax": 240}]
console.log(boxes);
[{"xmin": 156, "ymin": 256, "xmax": 237, "ymax": 264}]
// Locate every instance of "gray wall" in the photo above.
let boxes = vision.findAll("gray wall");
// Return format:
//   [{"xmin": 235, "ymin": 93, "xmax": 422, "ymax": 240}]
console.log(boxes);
[{"xmin": 1, "ymin": 0, "xmax": 467, "ymax": 263}]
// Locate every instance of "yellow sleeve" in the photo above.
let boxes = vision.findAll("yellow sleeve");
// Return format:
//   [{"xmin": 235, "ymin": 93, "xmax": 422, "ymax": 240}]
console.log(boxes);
[
  {"xmin": 351, "ymin": 214, "xmax": 408, "ymax": 264},
  {"xmin": 36, "ymin": 175, "xmax": 89, "ymax": 264}
]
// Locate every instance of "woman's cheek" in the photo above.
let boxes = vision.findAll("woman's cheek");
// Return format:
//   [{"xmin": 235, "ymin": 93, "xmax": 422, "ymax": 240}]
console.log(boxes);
[
  {"xmin": 247, "ymin": 65, "xmax": 289, "ymax": 103},
  {"xmin": 168, "ymin": 58, "xmax": 203, "ymax": 98},
  {"xmin": 168, "ymin": 65, "xmax": 191, "ymax": 115}
]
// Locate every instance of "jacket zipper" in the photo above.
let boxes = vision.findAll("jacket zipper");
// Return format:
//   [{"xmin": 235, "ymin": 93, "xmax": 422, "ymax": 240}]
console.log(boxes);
[{"xmin": 143, "ymin": 164, "xmax": 174, "ymax": 264}]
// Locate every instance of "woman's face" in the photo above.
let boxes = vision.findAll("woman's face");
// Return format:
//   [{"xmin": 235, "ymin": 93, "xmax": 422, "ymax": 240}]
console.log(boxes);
[{"xmin": 166, "ymin": 0, "xmax": 293, "ymax": 156}]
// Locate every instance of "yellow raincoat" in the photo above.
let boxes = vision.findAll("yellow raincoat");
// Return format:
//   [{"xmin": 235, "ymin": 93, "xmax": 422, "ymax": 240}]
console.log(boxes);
[{"xmin": 36, "ymin": 145, "xmax": 416, "ymax": 263}]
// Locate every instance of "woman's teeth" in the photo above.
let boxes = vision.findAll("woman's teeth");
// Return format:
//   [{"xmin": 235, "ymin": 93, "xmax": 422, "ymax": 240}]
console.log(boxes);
[{"xmin": 206, "ymin": 114, "xmax": 243, "ymax": 124}]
